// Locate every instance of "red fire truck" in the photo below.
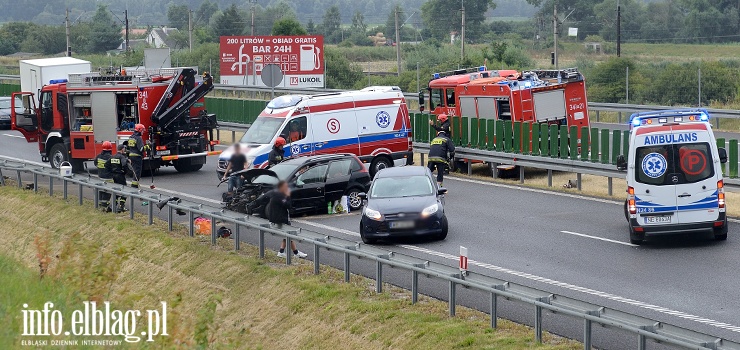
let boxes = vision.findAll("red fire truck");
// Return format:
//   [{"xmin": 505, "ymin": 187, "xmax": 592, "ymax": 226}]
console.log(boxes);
[{"xmin": 11, "ymin": 67, "xmax": 220, "ymax": 173}]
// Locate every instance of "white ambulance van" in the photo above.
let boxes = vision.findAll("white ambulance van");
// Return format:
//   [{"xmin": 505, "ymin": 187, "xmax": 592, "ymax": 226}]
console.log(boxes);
[
  {"xmin": 217, "ymin": 86, "xmax": 413, "ymax": 178},
  {"xmin": 618, "ymin": 109, "xmax": 728, "ymax": 244}
]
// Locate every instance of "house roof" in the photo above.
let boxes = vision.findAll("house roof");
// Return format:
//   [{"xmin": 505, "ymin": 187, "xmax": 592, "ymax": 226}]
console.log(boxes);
[
  {"xmin": 149, "ymin": 27, "xmax": 181, "ymax": 48},
  {"xmin": 121, "ymin": 28, "xmax": 148, "ymax": 37}
]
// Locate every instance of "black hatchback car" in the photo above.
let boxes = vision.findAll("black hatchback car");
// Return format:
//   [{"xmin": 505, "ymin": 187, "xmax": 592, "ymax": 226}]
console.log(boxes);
[
  {"xmin": 359, "ymin": 166, "xmax": 448, "ymax": 244},
  {"xmin": 224, "ymin": 153, "xmax": 371, "ymax": 215}
]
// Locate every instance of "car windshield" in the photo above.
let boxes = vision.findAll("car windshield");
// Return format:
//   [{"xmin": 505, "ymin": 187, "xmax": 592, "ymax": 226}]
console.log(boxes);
[
  {"xmin": 635, "ymin": 142, "xmax": 714, "ymax": 185},
  {"xmin": 0, "ymin": 98, "xmax": 15, "ymax": 109},
  {"xmin": 240, "ymin": 117, "xmax": 284, "ymax": 144},
  {"xmin": 252, "ymin": 163, "xmax": 298, "ymax": 185},
  {"xmin": 370, "ymin": 175, "xmax": 434, "ymax": 198},
  {"xmin": 267, "ymin": 95, "xmax": 302, "ymax": 109}
]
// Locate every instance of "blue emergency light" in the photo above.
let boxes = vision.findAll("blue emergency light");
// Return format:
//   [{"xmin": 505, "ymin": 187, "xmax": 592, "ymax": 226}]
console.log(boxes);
[
  {"xmin": 478, "ymin": 66, "xmax": 486, "ymax": 71},
  {"xmin": 49, "ymin": 79, "xmax": 68, "ymax": 84},
  {"xmin": 524, "ymin": 81, "xmax": 532, "ymax": 88},
  {"xmin": 433, "ymin": 73, "xmax": 441, "ymax": 79},
  {"xmin": 629, "ymin": 108, "xmax": 710, "ymax": 128}
]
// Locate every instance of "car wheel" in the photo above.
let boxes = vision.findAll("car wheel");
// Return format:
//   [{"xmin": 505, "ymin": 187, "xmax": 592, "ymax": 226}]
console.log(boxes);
[
  {"xmin": 629, "ymin": 226, "xmax": 644, "ymax": 245},
  {"xmin": 714, "ymin": 219, "xmax": 728, "ymax": 241},
  {"xmin": 49, "ymin": 143, "xmax": 69, "ymax": 169},
  {"xmin": 370, "ymin": 156, "xmax": 392, "ymax": 177},
  {"xmin": 359, "ymin": 224, "xmax": 377, "ymax": 244},
  {"xmin": 345, "ymin": 187, "xmax": 364, "ymax": 211},
  {"xmin": 436, "ymin": 216, "xmax": 448, "ymax": 240},
  {"xmin": 623, "ymin": 199, "xmax": 629, "ymax": 221}
]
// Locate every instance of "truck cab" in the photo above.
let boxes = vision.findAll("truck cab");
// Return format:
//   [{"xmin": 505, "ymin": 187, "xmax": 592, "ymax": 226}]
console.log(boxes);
[
  {"xmin": 620, "ymin": 109, "xmax": 728, "ymax": 244},
  {"xmin": 12, "ymin": 82, "xmax": 70, "ymax": 166}
]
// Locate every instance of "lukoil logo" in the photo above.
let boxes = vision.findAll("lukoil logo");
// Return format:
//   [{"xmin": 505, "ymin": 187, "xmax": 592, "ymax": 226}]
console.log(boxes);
[{"xmin": 21, "ymin": 301, "xmax": 168, "ymax": 344}]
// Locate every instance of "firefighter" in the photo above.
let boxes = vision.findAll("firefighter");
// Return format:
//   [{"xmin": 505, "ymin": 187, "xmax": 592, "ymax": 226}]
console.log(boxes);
[
  {"xmin": 94, "ymin": 141, "xmax": 114, "ymax": 211},
  {"xmin": 429, "ymin": 114, "xmax": 450, "ymax": 135},
  {"xmin": 268, "ymin": 137, "xmax": 286, "ymax": 167},
  {"xmin": 106, "ymin": 144, "xmax": 130, "ymax": 212},
  {"xmin": 427, "ymin": 131, "xmax": 455, "ymax": 187},
  {"xmin": 126, "ymin": 124, "xmax": 150, "ymax": 188}
]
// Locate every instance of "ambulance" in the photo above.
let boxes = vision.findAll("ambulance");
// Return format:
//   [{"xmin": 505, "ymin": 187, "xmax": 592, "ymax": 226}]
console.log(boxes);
[
  {"xmin": 217, "ymin": 86, "xmax": 412, "ymax": 178},
  {"xmin": 619, "ymin": 109, "xmax": 728, "ymax": 244}
]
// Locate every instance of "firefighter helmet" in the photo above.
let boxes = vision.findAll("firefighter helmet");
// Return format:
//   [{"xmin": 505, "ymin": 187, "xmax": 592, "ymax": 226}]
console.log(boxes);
[
  {"xmin": 437, "ymin": 114, "xmax": 448, "ymax": 122},
  {"xmin": 135, "ymin": 124, "xmax": 146, "ymax": 133},
  {"xmin": 102, "ymin": 141, "xmax": 113, "ymax": 151},
  {"xmin": 275, "ymin": 137, "xmax": 286, "ymax": 148}
]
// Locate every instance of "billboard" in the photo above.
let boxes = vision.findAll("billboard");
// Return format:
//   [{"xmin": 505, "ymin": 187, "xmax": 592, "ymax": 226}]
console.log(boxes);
[{"xmin": 219, "ymin": 36, "xmax": 325, "ymax": 88}]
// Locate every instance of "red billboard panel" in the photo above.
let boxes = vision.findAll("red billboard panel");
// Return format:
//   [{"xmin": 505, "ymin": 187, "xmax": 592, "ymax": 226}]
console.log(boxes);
[{"xmin": 219, "ymin": 36, "xmax": 324, "ymax": 88}]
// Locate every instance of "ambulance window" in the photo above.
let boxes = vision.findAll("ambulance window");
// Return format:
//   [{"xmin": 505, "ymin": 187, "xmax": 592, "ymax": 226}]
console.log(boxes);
[
  {"xmin": 635, "ymin": 143, "xmax": 714, "ymax": 185},
  {"xmin": 446, "ymin": 89, "xmax": 456, "ymax": 107},
  {"xmin": 430, "ymin": 89, "xmax": 443, "ymax": 110},
  {"xmin": 280, "ymin": 116, "xmax": 307, "ymax": 144},
  {"xmin": 677, "ymin": 143, "xmax": 713, "ymax": 183}
]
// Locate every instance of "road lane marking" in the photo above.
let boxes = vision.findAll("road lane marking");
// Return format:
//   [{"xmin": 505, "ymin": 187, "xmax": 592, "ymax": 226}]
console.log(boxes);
[
  {"xmin": 560, "ymin": 230, "xmax": 638, "ymax": 247},
  {"xmin": 295, "ymin": 219, "xmax": 740, "ymax": 333},
  {"xmin": 3, "ymin": 133, "xmax": 25, "ymax": 139}
]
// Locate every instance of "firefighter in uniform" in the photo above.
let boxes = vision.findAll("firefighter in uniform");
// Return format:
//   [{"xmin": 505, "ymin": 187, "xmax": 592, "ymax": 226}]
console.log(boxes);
[
  {"xmin": 127, "ymin": 124, "xmax": 150, "ymax": 188},
  {"xmin": 430, "ymin": 114, "xmax": 450, "ymax": 135},
  {"xmin": 94, "ymin": 141, "xmax": 114, "ymax": 211},
  {"xmin": 268, "ymin": 137, "xmax": 286, "ymax": 168},
  {"xmin": 106, "ymin": 144, "xmax": 130, "ymax": 212},
  {"xmin": 427, "ymin": 131, "xmax": 455, "ymax": 187}
]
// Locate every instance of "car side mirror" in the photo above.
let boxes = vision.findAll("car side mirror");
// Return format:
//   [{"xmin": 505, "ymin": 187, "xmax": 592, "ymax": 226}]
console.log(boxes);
[
  {"xmin": 616, "ymin": 155, "xmax": 627, "ymax": 170},
  {"xmin": 418, "ymin": 91, "xmax": 425, "ymax": 112},
  {"xmin": 437, "ymin": 187, "xmax": 448, "ymax": 195},
  {"xmin": 358, "ymin": 192, "xmax": 367, "ymax": 200},
  {"xmin": 719, "ymin": 148, "xmax": 728, "ymax": 164}
]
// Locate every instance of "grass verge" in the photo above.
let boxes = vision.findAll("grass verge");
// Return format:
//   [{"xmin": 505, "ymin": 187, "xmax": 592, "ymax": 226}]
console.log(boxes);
[{"xmin": 0, "ymin": 185, "xmax": 579, "ymax": 349}]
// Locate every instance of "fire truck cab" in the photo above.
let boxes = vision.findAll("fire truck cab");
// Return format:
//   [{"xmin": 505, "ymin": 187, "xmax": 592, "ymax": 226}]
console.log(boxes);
[{"xmin": 11, "ymin": 68, "xmax": 219, "ymax": 173}]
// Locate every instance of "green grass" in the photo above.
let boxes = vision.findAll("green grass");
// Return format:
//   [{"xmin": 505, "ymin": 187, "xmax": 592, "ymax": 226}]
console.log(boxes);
[{"xmin": 0, "ymin": 186, "xmax": 580, "ymax": 349}]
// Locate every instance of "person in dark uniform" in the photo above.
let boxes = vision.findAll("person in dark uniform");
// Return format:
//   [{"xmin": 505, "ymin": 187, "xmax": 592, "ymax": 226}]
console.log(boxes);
[
  {"xmin": 94, "ymin": 141, "xmax": 114, "ymax": 211},
  {"xmin": 251, "ymin": 180, "xmax": 307, "ymax": 259},
  {"xmin": 222, "ymin": 143, "xmax": 247, "ymax": 196},
  {"xmin": 429, "ymin": 114, "xmax": 450, "ymax": 135},
  {"xmin": 106, "ymin": 143, "xmax": 130, "ymax": 212},
  {"xmin": 268, "ymin": 137, "xmax": 286, "ymax": 168},
  {"xmin": 427, "ymin": 131, "xmax": 455, "ymax": 187},
  {"xmin": 126, "ymin": 124, "xmax": 149, "ymax": 188}
]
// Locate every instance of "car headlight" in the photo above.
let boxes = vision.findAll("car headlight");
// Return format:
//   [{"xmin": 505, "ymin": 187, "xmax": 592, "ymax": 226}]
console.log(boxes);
[
  {"xmin": 421, "ymin": 203, "xmax": 439, "ymax": 217},
  {"xmin": 364, "ymin": 207, "xmax": 382, "ymax": 220}
]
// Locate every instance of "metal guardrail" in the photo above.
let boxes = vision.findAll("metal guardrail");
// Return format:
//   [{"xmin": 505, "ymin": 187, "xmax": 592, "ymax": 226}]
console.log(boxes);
[{"xmin": 1, "ymin": 154, "xmax": 739, "ymax": 350}]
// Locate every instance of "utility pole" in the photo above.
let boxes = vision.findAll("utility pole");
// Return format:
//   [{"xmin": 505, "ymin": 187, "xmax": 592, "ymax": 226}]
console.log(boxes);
[
  {"xmin": 553, "ymin": 5, "xmax": 558, "ymax": 69},
  {"xmin": 65, "ymin": 8, "xmax": 71, "ymax": 56},
  {"xmin": 188, "ymin": 9, "xmax": 193, "ymax": 52},
  {"xmin": 616, "ymin": 0, "xmax": 621, "ymax": 57},
  {"xmin": 395, "ymin": 7, "xmax": 401, "ymax": 76},
  {"xmin": 124, "ymin": 9, "xmax": 130, "ymax": 53},
  {"xmin": 461, "ymin": 0, "xmax": 465, "ymax": 60},
  {"xmin": 250, "ymin": 0, "xmax": 257, "ymax": 36}
]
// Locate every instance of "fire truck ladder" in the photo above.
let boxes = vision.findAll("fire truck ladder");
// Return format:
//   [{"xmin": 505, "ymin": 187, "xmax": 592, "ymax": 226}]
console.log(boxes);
[{"xmin": 150, "ymin": 68, "xmax": 216, "ymax": 132}]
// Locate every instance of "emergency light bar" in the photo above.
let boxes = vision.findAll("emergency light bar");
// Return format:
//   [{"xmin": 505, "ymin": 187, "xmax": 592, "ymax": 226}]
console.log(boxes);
[
  {"xmin": 49, "ymin": 79, "xmax": 68, "ymax": 84},
  {"xmin": 431, "ymin": 66, "xmax": 487, "ymax": 80},
  {"xmin": 629, "ymin": 108, "xmax": 710, "ymax": 128}
]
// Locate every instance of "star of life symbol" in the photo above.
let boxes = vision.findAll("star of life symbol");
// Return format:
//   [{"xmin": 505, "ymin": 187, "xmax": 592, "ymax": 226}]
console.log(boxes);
[
  {"xmin": 376, "ymin": 111, "xmax": 391, "ymax": 128},
  {"xmin": 290, "ymin": 144, "xmax": 300, "ymax": 155},
  {"xmin": 642, "ymin": 152, "xmax": 667, "ymax": 178}
]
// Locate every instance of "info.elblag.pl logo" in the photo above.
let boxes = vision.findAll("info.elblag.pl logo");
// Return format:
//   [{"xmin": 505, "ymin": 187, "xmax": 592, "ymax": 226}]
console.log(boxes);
[{"xmin": 21, "ymin": 301, "xmax": 168, "ymax": 346}]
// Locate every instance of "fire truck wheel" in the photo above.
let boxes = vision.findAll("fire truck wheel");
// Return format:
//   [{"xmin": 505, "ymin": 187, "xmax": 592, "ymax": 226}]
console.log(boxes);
[
  {"xmin": 49, "ymin": 143, "xmax": 70, "ymax": 169},
  {"xmin": 174, "ymin": 158, "xmax": 203, "ymax": 173},
  {"xmin": 454, "ymin": 160, "xmax": 468, "ymax": 174},
  {"xmin": 370, "ymin": 156, "xmax": 392, "ymax": 177}
]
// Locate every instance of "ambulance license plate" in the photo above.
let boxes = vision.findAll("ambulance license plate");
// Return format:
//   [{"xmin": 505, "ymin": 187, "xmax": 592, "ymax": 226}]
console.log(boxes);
[
  {"xmin": 157, "ymin": 150, "xmax": 171, "ymax": 156},
  {"xmin": 644, "ymin": 215, "xmax": 671, "ymax": 224},
  {"xmin": 390, "ymin": 221, "xmax": 414, "ymax": 229}
]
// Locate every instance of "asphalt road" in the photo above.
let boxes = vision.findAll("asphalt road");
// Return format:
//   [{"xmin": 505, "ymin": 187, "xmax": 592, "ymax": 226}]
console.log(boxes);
[{"xmin": 2, "ymin": 128, "xmax": 740, "ymax": 349}]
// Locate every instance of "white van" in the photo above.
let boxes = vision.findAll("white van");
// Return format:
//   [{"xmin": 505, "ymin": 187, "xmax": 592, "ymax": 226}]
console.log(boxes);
[
  {"xmin": 619, "ymin": 109, "xmax": 728, "ymax": 244},
  {"xmin": 217, "ymin": 86, "xmax": 413, "ymax": 179}
]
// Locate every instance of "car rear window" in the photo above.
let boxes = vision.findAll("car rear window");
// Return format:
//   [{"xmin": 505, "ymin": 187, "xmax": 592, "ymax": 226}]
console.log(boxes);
[
  {"xmin": 635, "ymin": 142, "xmax": 714, "ymax": 185},
  {"xmin": 370, "ymin": 175, "xmax": 434, "ymax": 198}
]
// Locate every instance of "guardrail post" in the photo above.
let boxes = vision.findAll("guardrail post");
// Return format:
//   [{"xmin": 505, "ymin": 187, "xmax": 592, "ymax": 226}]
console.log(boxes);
[
  {"xmin": 167, "ymin": 205, "xmax": 173, "ymax": 231},
  {"xmin": 376, "ymin": 260, "xmax": 383, "ymax": 293},
  {"xmin": 547, "ymin": 169, "xmax": 553, "ymax": 187},
  {"xmin": 234, "ymin": 223, "xmax": 241, "ymax": 250},
  {"xmin": 577, "ymin": 173, "xmax": 582, "ymax": 191},
  {"xmin": 449, "ymin": 278, "xmax": 457, "ymax": 317},
  {"xmin": 33, "ymin": 173, "xmax": 38, "ymax": 193},
  {"xmin": 129, "ymin": 196, "xmax": 134, "ymax": 219},
  {"xmin": 258, "ymin": 223, "xmax": 268, "ymax": 258},
  {"xmin": 148, "ymin": 199, "xmax": 154, "ymax": 225},
  {"xmin": 211, "ymin": 216, "xmax": 218, "ymax": 245},
  {"xmin": 63, "ymin": 179, "xmax": 68, "ymax": 199},
  {"xmin": 637, "ymin": 333, "xmax": 646, "ymax": 350},
  {"xmin": 590, "ymin": 128, "xmax": 599, "ymax": 163},
  {"xmin": 595, "ymin": 110, "xmax": 600, "ymax": 122},
  {"xmin": 584, "ymin": 318, "xmax": 592, "ymax": 349},
  {"xmin": 48, "ymin": 176, "xmax": 53, "ymax": 196},
  {"xmin": 78, "ymin": 184, "xmax": 83, "ymax": 205},
  {"xmin": 730, "ymin": 139, "xmax": 738, "ymax": 178},
  {"xmin": 519, "ymin": 166, "xmax": 525, "ymax": 184},
  {"xmin": 313, "ymin": 240, "xmax": 322, "ymax": 274},
  {"xmin": 608, "ymin": 177, "xmax": 613, "ymax": 196},
  {"xmin": 16, "ymin": 170, "xmax": 22, "ymax": 188},
  {"xmin": 534, "ymin": 296, "xmax": 551, "ymax": 343},
  {"xmin": 618, "ymin": 111, "xmax": 622, "ymax": 124},
  {"xmin": 420, "ymin": 152, "xmax": 425, "ymax": 165},
  {"xmin": 611, "ymin": 130, "xmax": 621, "ymax": 164},
  {"xmin": 491, "ymin": 162, "xmax": 498, "ymax": 179},
  {"xmin": 569, "ymin": 126, "xmax": 578, "ymax": 160},
  {"xmin": 600, "ymin": 129, "xmax": 610, "ymax": 164},
  {"xmin": 188, "ymin": 210, "xmax": 195, "ymax": 237},
  {"xmin": 344, "ymin": 251, "xmax": 351, "ymax": 282},
  {"xmin": 286, "ymin": 230, "xmax": 298, "ymax": 265},
  {"xmin": 411, "ymin": 270, "xmax": 419, "ymax": 304},
  {"xmin": 94, "ymin": 188, "xmax": 99, "ymax": 208},
  {"xmin": 491, "ymin": 284, "xmax": 505, "ymax": 329}
]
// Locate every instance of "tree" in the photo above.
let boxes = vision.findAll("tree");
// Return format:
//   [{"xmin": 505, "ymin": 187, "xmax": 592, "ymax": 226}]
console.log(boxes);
[
  {"xmin": 351, "ymin": 11, "xmax": 366, "ymax": 34},
  {"xmin": 212, "ymin": 4, "xmax": 244, "ymax": 37},
  {"xmin": 322, "ymin": 6, "xmax": 341, "ymax": 42},
  {"xmin": 421, "ymin": 0, "xmax": 493, "ymax": 42},
  {"xmin": 195, "ymin": 1, "xmax": 219, "ymax": 26},
  {"xmin": 0, "ymin": 22, "xmax": 38, "ymax": 55},
  {"xmin": 21, "ymin": 25, "xmax": 66, "ymax": 54},
  {"xmin": 306, "ymin": 19, "xmax": 316, "ymax": 34},
  {"xmin": 167, "ymin": 4, "xmax": 190, "ymax": 30},
  {"xmin": 86, "ymin": 4, "xmax": 122, "ymax": 53},
  {"xmin": 272, "ymin": 18, "xmax": 307, "ymax": 36},
  {"xmin": 253, "ymin": 2, "xmax": 298, "ymax": 35}
]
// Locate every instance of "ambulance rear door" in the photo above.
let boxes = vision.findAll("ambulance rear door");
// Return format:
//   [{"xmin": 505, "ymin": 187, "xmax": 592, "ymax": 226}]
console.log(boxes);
[
  {"xmin": 671, "ymin": 127, "xmax": 721, "ymax": 225},
  {"xmin": 632, "ymin": 130, "xmax": 678, "ymax": 226}
]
